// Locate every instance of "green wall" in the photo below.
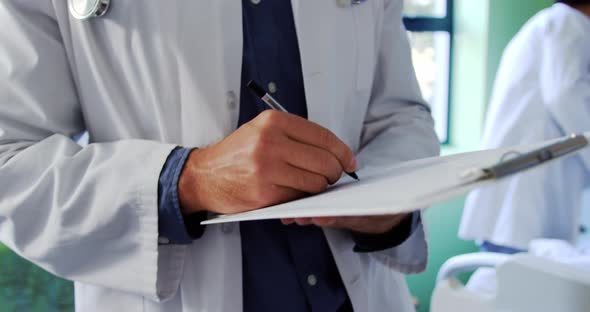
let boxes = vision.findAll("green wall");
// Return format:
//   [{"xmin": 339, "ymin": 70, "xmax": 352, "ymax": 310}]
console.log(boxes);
[{"xmin": 406, "ymin": 1, "xmax": 554, "ymax": 311}]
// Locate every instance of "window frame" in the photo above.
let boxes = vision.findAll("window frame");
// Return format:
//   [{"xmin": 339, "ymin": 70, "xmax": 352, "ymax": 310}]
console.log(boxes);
[{"xmin": 403, "ymin": 0, "xmax": 454, "ymax": 144}]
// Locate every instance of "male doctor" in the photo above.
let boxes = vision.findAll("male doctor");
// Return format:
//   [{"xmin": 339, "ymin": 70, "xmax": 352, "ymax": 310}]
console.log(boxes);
[{"xmin": 0, "ymin": 0, "xmax": 438, "ymax": 311}]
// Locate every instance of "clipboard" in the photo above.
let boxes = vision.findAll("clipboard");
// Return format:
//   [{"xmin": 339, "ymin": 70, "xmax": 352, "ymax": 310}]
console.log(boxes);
[{"xmin": 202, "ymin": 133, "xmax": 589, "ymax": 225}]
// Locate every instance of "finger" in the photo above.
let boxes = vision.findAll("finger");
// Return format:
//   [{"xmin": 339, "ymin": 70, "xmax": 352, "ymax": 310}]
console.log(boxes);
[
  {"xmin": 312, "ymin": 216, "xmax": 360, "ymax": 230},
  {"xmin": 294, "ymin": 218, "xmax": 313, "ymax": 226},
  {"xmin": 311, "ymin": 215, "xmax": 408, "ymax": 234},
  {"xmin": 281, "ymin": 218, "xmax": 295, "ymax": 225},
  {"xmin": 310, "ymin": 217, "xmax": 337, "ymax": 226},
  {"xmin": 312, "ymin": 216, "xmax": 385, "ymax": 234},
  {"xmin": 280, "ymin": 139, "xmax": 343, "ymax": 184},
  {"xmin": 261, "ymin": 112, "xmax": 356, "ymax": 173},
  {"xmin": 269, "ymin": 163, "xmax": 329, "ymax": 194}
]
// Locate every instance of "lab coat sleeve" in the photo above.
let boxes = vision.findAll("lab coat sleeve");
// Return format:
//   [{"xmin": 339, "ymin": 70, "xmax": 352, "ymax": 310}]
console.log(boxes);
[
  {"xmin": 0, "ymin": 1, "xmax": 184, "ymax": 301},
  {"xmin": 540, "ymin": 18, "xmax": 590, "ymax": 171},
  {"xmin": 355, "ymin": 0, "xmax": 440, "ymax": 273}
]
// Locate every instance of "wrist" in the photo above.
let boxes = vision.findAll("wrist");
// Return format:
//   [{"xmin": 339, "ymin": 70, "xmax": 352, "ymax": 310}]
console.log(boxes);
[
  {"xmin": 178, "ymin": 148, "xmax": 208, "ymax": 215},
  {"xmin": 158, "ymin": 147, "xmax": 198, "ymax": 244},
  {"xmin": 352, "ymin": 212, "xmax": 418, "ymax": 253}
]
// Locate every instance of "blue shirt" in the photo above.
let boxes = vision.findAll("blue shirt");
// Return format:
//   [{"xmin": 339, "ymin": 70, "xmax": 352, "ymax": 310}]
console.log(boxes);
[
  {"xmin": 238, "ymin": 2, "xmax": 351, "ymax": 310},
  {"xmin": 157, "ymin": 1, "xmax": 421, "ymax": 310}
]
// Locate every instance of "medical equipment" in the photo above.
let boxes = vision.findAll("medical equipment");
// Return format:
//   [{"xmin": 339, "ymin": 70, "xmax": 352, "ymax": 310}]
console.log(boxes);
[
  {"xmin": 69, "ymin": 0, "xmax": 110, "ymax": 20},
  {"xmin": 431, "ymin": 253, "xmax": 590, "ymax": 312}
]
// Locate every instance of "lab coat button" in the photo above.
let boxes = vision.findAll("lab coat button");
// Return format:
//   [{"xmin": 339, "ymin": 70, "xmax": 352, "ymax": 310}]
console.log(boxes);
[
  {"xmin": 226, "ymin": 91, "xmax": 237, "ymax": 110},
  {"xmin": 221, "ymin": 223, "xmax": 234, "ymax": 234},
  {"xmin": 307, "ymin": 274, "xmax": 317, "ymax": 286},
  {"xmin": 268, "ymin": 82, "xmax": 277, "ymax": 94},
  {"xmin": 250, "ymin": 0, "xmax": 261, "ymax": 5}
]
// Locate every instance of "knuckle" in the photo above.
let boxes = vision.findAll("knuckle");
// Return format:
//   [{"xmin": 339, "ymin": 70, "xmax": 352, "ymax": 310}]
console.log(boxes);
[
  {"xmin": 250, "ymin": 139, "xmax": 273, "ymax": 162},
  {"xmin": 253, "ymin": 128, "xmax": 281, "ymax": 152},
  {"xmin": 256, "ymin": 128, "xmax": 276, "ymax": 146},
  {"xmin": 257, "ymin": 110, "xmax": 281, "ymax": 127},
  {"xmin": 252, "ymin": 140, "xmax": 267, "ymax": 155},
  {"xmin": 319, "ymin": 128, "xmax": 336, "ymax": 148}
]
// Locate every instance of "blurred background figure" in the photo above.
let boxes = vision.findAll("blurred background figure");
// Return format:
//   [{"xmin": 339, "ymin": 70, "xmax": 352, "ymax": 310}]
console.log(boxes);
[
  {"xmin": 460, "ymin": 0, "xmax": 590, "ymax": 253},
  {"xmin": 459, "ymin": 0, "xmax": 590, "ymax": 290}
]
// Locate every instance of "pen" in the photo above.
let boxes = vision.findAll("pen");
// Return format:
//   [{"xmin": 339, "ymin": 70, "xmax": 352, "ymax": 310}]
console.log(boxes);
[
  {"xmin": 459, "ymin": 133, "xmax": 589, "ymax": 181},
  {"xmin": 485, "ymin": 134, "xmax": 588, "ymax": 179},
  {"xmin": 247, "ymin": 80, "xmax": 359, "ymax": 181}
]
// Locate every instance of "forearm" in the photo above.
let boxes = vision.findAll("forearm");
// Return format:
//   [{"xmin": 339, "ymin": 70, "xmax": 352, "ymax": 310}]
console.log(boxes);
[{"xmin": 0, "ymin": 135, "xmax": 179, "ymax": 298}]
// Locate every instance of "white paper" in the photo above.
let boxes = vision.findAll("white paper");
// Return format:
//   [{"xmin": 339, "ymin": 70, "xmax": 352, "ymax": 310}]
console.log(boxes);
[{"xmin": 202, "ymin": 137, "xmax": 585, "ymax": 225}]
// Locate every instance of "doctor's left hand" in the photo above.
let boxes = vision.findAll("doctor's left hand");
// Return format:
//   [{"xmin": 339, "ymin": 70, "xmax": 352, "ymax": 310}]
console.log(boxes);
[{"xmin": 280, "ymin": 213, "xmax": 411, "ymax": 235}]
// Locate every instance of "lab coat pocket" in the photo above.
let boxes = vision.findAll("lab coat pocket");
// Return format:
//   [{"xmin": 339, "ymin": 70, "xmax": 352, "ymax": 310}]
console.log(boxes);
[{"xmin": 352, "ymin": 4, "xmax": 377, "ymax": 92}]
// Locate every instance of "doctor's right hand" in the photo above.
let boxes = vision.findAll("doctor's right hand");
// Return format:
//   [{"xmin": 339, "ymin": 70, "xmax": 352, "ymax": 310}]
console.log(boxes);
[{"xmin": 178, "ymin": 110, "xmax": 357, "ymax": 215}]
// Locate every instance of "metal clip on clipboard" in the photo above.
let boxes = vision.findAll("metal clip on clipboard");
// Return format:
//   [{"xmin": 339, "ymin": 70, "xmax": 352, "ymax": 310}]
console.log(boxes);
[{"xmin": 461, "ymin": 134, "xmax": 589, "ymax": 182}]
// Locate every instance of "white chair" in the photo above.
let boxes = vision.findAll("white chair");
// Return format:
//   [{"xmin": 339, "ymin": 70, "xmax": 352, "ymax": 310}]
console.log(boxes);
[{"xmin": 431, "ymin": 252, "xmax": 590, "ymax": 312}]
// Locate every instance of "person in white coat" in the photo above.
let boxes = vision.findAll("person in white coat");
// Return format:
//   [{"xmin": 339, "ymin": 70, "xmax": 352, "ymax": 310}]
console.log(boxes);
[
  {"xmin": 0, "ymin": 0, "xmax": 439, "ymax": 311},
  {"xmin": 460, "ymin": 1, "xmax": 590, "ymax": 253}
]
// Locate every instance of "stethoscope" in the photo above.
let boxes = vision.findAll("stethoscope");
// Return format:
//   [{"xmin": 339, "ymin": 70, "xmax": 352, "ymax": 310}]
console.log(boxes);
[
  {"xmin": 69, "ymin": 0, "xmax": 367, "ymax": 20},
  {"xmin": 69, "ymin": 0, "xmax": 110, "ymax": 20}
]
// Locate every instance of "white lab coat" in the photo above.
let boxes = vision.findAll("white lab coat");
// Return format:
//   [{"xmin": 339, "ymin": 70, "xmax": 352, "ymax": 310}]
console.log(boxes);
[
  {"xmin": 0, "ymin": 1, "xmax": 439, "ymax": 311},
  {"xmin": 460, "ymin": 3, "xmax": 590, "ymax": 250}
]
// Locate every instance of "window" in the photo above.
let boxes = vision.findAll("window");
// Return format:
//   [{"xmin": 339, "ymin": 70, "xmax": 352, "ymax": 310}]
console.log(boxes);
[{"xmin": 403, "ymin": 0, "xmax": 453, "ymax": 143}]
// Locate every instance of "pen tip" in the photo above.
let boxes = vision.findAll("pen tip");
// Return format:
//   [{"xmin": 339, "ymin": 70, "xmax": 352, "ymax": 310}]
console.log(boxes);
[{"xmin": 348, "ymin": 172, "xmax": 359, "ymax": 180}]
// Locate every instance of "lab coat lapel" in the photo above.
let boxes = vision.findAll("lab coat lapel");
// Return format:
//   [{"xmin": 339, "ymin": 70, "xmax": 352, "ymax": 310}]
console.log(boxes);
[
  {"xmin": 219, "ymin": 0, "xmax": 243, "ymax": 120},
  {"xmin": 292, "ymin": 3, "xmax": 368, "ymax": 310},
  {"xmin": 291, "ymin": 0, "xmax": 332, "ymax": 129},
  {"xmin": 218, "ymin": 0, "xmax": 242, "ymax": 135}
]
